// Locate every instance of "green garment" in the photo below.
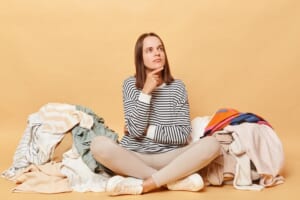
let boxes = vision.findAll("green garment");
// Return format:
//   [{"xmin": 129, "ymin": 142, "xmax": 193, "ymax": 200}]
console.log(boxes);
[{"xmin": 72, "ymin": 105, "xmax": 119, "ymax": 175}]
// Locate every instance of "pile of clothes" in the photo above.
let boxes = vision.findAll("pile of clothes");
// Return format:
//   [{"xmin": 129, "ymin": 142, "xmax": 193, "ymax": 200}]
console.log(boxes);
[
  {"xmin": 1, "ymin": 105, "xmax": 285, "ymax": 193},
  {"xmin": 1, "ymin": 103, "xmax": 118, "ymax": 193},
  {"xmin": 190, "ymin": 108, "xmax": 285, "ymax": 190}
]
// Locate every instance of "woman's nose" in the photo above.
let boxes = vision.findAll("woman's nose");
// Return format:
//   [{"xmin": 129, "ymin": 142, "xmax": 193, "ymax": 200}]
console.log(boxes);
[{"xmin": 154, "ymin": 49, "xmax": 160, "ymax": 56}]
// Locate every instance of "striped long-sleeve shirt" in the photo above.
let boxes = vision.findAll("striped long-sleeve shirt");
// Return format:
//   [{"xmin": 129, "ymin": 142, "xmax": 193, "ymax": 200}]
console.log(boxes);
[{"xmin": 119, "ymin": 76, "xmax": 192, "ymax": 153}]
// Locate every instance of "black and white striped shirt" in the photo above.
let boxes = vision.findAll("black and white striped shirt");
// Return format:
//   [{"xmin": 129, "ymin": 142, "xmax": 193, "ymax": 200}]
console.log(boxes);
[{"xmin": 119, "ymin": 76, "xmax": 192, "ymax": 154}]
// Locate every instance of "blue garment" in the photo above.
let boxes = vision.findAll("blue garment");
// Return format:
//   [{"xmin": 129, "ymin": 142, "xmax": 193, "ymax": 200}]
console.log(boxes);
[{"xmin": 230, "ymin": 113, "xmax": 263, "ymax": 125}]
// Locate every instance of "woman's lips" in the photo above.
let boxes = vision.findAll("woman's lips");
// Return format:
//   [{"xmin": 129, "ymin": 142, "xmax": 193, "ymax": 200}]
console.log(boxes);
[{"xmin": 153, "ymin": 59, "xmax": 161, "ymax": 63}]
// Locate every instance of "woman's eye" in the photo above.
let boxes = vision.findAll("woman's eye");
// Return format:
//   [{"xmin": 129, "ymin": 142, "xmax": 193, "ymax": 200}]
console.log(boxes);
[{"xmin": 146, "ymin": 48, "xmax": 153, "ymax": 53}]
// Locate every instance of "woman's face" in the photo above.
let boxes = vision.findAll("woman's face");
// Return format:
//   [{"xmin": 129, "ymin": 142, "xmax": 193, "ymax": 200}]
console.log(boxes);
[{"xmin": 142, "ymin": 36, "xmax": 166, "ymax": 72}]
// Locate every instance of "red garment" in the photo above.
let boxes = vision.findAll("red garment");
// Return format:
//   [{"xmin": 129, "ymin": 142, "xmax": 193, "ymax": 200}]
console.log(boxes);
[
  {"xmin": 204, "ymin": 108, "xmax": 240, "ymax": 136},
  {"xmin": 204, "ymin": 108, "xmax": 272, "ymax": 136}
]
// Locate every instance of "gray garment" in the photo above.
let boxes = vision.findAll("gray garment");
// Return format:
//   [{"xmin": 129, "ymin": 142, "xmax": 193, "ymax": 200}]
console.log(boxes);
[
  {"xmin": 91, "ymin": 135, "xmax": 221, "ymax": 187},
  {"xmin": 72, "ymin": 105, "xmax": 119, "ymax": 174}
]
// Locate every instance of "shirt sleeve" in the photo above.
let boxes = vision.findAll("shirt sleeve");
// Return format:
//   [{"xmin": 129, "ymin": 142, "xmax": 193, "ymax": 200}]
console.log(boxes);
[
  {"xmin": 146, "ymin": 81, "xmax": 192, "ymax": 145},
  {"xmin": 123, "ymin": 78, "xmax": 151, "ymax": 138}
]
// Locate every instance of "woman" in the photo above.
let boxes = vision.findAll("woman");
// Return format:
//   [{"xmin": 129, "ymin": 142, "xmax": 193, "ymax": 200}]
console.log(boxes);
[{"xmin": 90, "ymin": 32, "xmax": 221, "ymax": 195}]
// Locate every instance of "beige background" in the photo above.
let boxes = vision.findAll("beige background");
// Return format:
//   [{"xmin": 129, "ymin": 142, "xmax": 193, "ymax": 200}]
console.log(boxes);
[{"xmin": 0, "ymin": 0, "xmax": 299, "ymax": 199}]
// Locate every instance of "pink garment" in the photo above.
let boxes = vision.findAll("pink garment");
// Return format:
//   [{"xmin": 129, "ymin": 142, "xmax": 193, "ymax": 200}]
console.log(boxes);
[
  {"xmin": 13, "ymin": 162, "xmax": 72, "ymax": 193},
  {"xmin": 225, "ymin": 123, "xmax": 285, "ymax": 187}
]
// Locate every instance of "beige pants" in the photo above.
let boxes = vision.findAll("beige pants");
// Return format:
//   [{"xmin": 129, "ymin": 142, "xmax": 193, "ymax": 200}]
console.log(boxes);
[{"xmin": 90, "ymin": 136, "xmax": 221, "ymax": 187}]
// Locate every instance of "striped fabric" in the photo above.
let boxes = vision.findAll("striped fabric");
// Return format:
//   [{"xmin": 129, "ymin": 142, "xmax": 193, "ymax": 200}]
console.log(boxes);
[
  {"xmin": 1, "ymin": 103, "xmax": 94, "ymax": 180},
  {"xmin": 27, "ymin": 103, "xmax": 94, "ymax": 165},
  {"xmin": 39, "ymin": 103, "xmax": 93, "ymax": 133},
  {"xmin": 119, "ymin": 76, "xmax": 192, "ymax": 153}
]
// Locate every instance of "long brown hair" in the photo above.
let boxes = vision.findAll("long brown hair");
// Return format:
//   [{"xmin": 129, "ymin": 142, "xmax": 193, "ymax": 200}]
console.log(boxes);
[{"xmin": 134, "ymin": 32, "xmax": 174, "ymax": 89}]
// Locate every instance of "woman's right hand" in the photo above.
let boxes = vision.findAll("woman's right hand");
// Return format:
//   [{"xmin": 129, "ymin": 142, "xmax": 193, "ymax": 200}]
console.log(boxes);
[{"xmin": 142, "ymin": 67, "xmax": 164, "ymax": 94}]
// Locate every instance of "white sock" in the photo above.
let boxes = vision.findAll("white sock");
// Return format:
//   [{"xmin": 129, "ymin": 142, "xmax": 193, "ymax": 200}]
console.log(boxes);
[
  {"xmin": 167, "ymin": 173, "xmax": 204, "ymax": 192},
  {"xmin": 106, "ymin": 175, "xmax": 124, "ymax": 193},
  {"xmin": 106, "ymin": 175, "xmax": 143, "ymax": 196}
]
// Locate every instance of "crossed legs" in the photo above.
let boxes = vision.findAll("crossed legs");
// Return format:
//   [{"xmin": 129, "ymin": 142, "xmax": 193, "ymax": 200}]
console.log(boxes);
[{"xmin": 90, "ymin": 136, "xmax": 221, "ymax": 193}]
